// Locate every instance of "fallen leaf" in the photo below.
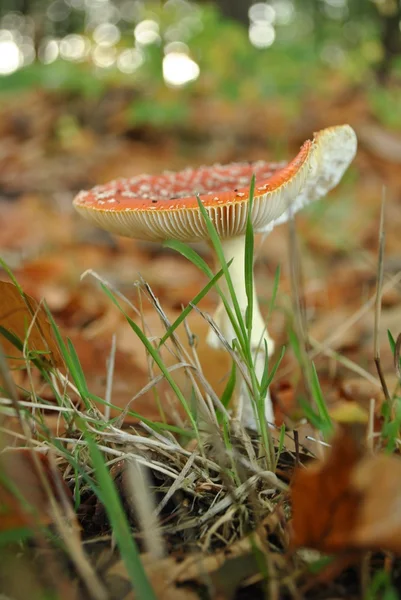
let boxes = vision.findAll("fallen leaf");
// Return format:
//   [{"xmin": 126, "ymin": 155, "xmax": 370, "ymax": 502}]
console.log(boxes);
[
  {"xmin": 106, "ymin": 557, "xmax": 200, "ymax": 600},
  {"xmin": 291, "ymin": 424, "xmax": 401, "ymax": 554},
  {"xmin": 270, "ymin": 380, "xmax": 298, "ymax": 425},
  {"xmin": 350, "ymin": 454, "xmax": 401, "ymax": 554},
  {"xmin": 0, "ymin": 281, "xmax": 63, "ymax": 367},
  {"xmin": 0, "ymin": 449, "xmax": 72, "ymax": 531},
  {"xmin": 106, "ymin": 523, "xmax": 284, "ymax": 600}
]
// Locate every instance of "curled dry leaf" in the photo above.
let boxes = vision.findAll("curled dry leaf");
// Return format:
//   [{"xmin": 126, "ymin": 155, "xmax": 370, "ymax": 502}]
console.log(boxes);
[
  {"xmin": 290, "ymin": 424, "xmax": 401, "ymax": 554},
  {"xmin": 0, "ymin": 449, "xmax": 72, "ymax": 531},
  {"xmin": 106, "ymin": 521, "xmax": 283, "ymax": 600},
  {"xmin": 0, "ymin": 281, "xmax": 63, "ymax": 367}
]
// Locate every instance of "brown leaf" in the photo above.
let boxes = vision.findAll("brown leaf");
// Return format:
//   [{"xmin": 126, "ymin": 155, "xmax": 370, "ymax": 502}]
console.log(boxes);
[
  {"xmin": 291, "ymin": 425, "xmax": 401, "ymax": 555},
  {"xmin": 0, "ymin": 280, "xmax": 63, "ymax": 367},
  {"xmin": 351, "ymin": 454, "xmax": 401, "ymax": 554},
  {"xmin": 0, "ymin": 449, "xmax": 72, "ymax": 531},
  {"xmin": 106, "ymin": 557, "xmax": 200, "ymax": 600},
  {"xmin": 107, "ymin": 529, "xmax": 282, "ymax": 600},
  {"xmin": 291, "ymin": 425, "xmax": 364, "ymax": 553}
]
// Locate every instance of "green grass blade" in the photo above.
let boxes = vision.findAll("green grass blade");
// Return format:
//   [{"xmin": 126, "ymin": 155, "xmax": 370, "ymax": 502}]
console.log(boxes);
[
  {"xmin": 158, "ymin": 261, "xmax": 231, "ymax": 348},
  {"xmin": 67, "ymin": 338, "xmax": 89, "ymax": 397},
  {"xmin": 86, "ymin": 436, "xmax": 157, "ymax": 600},
  {"xmin": 388, "ymin": 329, "xmax": 396, "ymax": 354},
  {"xmin": 299, "ymin": 397, "xmax": 327, "ymax": 431},
  {"xmin": 163, "ymin": 239, "xmax": 214, "ymax": 278},
  {"xmin": 244, "ymin": 175, "xmax": 256, "ymax": 335},
  {"xmin": 220, "ymin": 360, "xmax": 237, "ymax": 409},
  {"xmin": 45, "ymin": 307, "xmax": 91, "ymax": 409},
  {"xmin": 268, "ymin": 265, "xmax": 281, "ymax": 318},
  {"xmin": 0, "ymin": 326, "xmax": 24, "ymax": 352},
  {"xmin": 310, "ymin": 362, "xmax": 333, "ymax": 434},
  {"xmin": 288, "ymin": 328, "xmax": 302, "ymax": 365},
  {"xmin": 0, "ymin": 257, "xmax": 24, "ymax": 293},
  {"xmin": 196, "ymin": 195, "xmax": 248, "ymax": 346},
  {"xmin": 0, "ymin": 527, "xmax": 35, "ymax": 545},
  {"xmin": 260, "ymin": 345, "xmax": 285, "ymax": 401},
  {"xmin": 217, "ymin": 360, "xmax": 236, "ymax": 423},
  {"xmin": 101, "ymin": 284, "xmax": 200, "ymax": 436},
  {"xmin": 164, "ymin": 238, "xmax": 244, "ymax": 347},
  {"xmin": 275, "ymin": 424, "xmax": 286, "ymax": 468},
  {"xmin": 87, "ymin": 393, "xmax": 195, "ymax": 438}
]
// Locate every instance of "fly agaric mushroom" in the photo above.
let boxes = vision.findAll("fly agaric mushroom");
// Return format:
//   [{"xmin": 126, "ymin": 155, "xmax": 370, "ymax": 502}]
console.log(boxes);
[{"xmin": 73, "ymin": 124, "xmax": 357, "ymax": 428}]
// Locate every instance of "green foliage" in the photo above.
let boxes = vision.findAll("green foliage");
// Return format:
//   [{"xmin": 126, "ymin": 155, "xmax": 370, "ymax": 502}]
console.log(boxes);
[
  {"xmin": 0, "ymin": 61, "xmax": 106, "ymax": 98},
  {"xmin": 368, "ymin": 85, "xmax": 401, "ymax": 130},
  {"xmin": 366, "ymin": 569, "xmax": 400, "ymax": 600},
  {"xmin": 128, "ymin": 96, "xmax": 190, "ymax": 128},
  {"xmin": 0, "ymin": 0, "xmax": 395, "ymax": 133}
]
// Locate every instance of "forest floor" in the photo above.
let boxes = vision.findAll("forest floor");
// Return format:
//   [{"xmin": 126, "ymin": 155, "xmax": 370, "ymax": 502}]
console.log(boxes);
[{"xmin": 1, "ymin": 84, "xmax": 401, "ymax": 599}]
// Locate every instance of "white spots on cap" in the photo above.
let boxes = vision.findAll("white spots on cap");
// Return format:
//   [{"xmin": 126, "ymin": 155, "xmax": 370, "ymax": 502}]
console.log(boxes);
[
  {"xmin": 81, "ymin": 160, "xmax": 284, "ymax": 208},
  {"xmin": 74, "ymin": 125, "xmax": 356, "ymax": 243},
  {"xmin": 121, "ymin": 189, "xmax": 138, "ymax": 199},
  {"xmin": 95, "ymin": 189, "xmax": 116, "ymax": 200},
  {"xmin": 74, "ymin": 145, "xmax": 315, "ymax": 243}
]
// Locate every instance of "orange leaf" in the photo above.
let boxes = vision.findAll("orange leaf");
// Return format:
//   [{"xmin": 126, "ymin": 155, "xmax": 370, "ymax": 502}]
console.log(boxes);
[
  {"xmin": 290, "ymin": 425, "xmax": 364, "ymax": 553},
  {"xmin": 0, "ymin": 450, "xmax": 71, "ymax": 531},
  {"xmin": 0, "ymin": 281, "xmax": 63, "ymax": 367},
  {"xmin": 290, "ymin": 425, "xmax": 401, "ymax": 555}
]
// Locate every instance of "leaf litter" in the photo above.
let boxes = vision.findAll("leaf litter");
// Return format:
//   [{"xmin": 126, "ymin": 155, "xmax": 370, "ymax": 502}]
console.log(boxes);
[{"xmin": 2, "ymin": 88, "xmax": 401, "ymax": 598}]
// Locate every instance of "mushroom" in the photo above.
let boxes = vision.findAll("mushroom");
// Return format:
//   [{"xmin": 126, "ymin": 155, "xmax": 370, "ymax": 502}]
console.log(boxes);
[{"xmin": 73, "ymin": 124, "xmax": 357, "ymax": 428}]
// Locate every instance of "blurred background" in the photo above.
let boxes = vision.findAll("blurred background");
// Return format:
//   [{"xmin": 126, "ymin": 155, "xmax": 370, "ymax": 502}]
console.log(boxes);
[{"xmin": 1, "ymin": 0, "xmax": 401, "ymax": 423}]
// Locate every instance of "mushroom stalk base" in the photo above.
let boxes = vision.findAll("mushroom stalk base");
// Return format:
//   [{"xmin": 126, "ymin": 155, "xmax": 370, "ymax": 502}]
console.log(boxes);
[{"xmin": 207, "ymin": 236, "xmax": 275, "ymax": 428}]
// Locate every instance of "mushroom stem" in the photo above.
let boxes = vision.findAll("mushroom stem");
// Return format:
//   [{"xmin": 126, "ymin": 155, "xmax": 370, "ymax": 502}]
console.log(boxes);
[{"xmin": 207, "ymin": 235, "xmax": 275, "ymax": 428}]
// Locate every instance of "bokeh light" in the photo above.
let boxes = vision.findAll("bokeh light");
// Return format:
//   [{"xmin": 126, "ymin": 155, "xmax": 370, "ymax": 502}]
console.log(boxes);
[
  {"xmin": 0, "ymin": 38, "xmax": 23, "ymax": 74},
  {"xmin": 248, "ymin": 2, "xmax": 277, "ymax": 48},
  {"xmin": 60, "ymin": 34, "xmax": 90, "ymax": 61},
  {"xmin": 134, "ymin": 19, "xmax": 161, "ymax": 46},
  {"xmin": 93, "ymin": 23, "xmax": 121, "ymax": 46},
  {"xmin": 92, "ymin": 44, "xmax": 117, "ymax": 68},
  {"xmin": 117, "ymin": 48, "xmax": 144, "ymax": 73},
  {"xmin": 163, "ymin": 52, "xmax": 200, "ymax": 86},
  {"xmin": 249, "ymin": 22, "xmax": 276, "ymax": 48}
]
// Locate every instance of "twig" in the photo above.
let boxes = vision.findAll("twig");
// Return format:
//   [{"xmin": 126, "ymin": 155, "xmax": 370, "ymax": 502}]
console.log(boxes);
[
  {"xmin": 104, "ymin": 334, "xmax": 116, "ymax": 421},
  {"xmin": 374, "ymin": 190, "xmax": 391, "ymax": 404},
  {"xmin": 287, "ymin": 213, "xmax": 313, "ymax": 404},
  {"xmin": 154, "ymin": 452, "xmax": 196, "ymax": 517},
  {"xmin": 125, "ymin": 457, "xmax": 166, "ymax": 559}
]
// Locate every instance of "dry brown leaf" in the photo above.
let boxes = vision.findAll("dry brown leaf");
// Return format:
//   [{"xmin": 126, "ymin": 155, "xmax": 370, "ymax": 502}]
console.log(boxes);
[
  {"xmin": 291, "ymin": 424, "xmax": 401, "ymax": 554},
  {"xmin": 106, "ymin": 558, "xmax": 200, "ymax": 600},
  {"xmin": 291, "ymin": 425, "xmax": 363, "ymax": 553},
  {"xmin": 0, "ymin": 449, "xmax": 72, "ymax": 531},
  {"xmin": 108, "ymin": 528, "xmax": 282, "ymax": 600},
  {"xmin": 351, "ymin": 453, "xmax": 401, "ymax": 554},
  {"xmin": 0, "ymin": 281, "xmax": 63, "ymax": 367}
]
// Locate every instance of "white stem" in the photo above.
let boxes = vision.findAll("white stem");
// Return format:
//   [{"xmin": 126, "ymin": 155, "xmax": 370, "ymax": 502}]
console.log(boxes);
[{"xmin": 206, "ymin": 236, "xmax": 275, "ymax": 428}]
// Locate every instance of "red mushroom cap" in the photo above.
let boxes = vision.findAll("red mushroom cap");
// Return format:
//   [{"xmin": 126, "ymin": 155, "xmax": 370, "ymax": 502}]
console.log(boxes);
[
  {"xmin": 74, "ymin": 143, "xmax": 311, "ymax": 213},
  {"xmin": 74, "ymin": 140, "xmax": 312, "ymax": 242},
  {"xmin": 73, "ymin": 125, "xmax": 356, "ymax": 242}
]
